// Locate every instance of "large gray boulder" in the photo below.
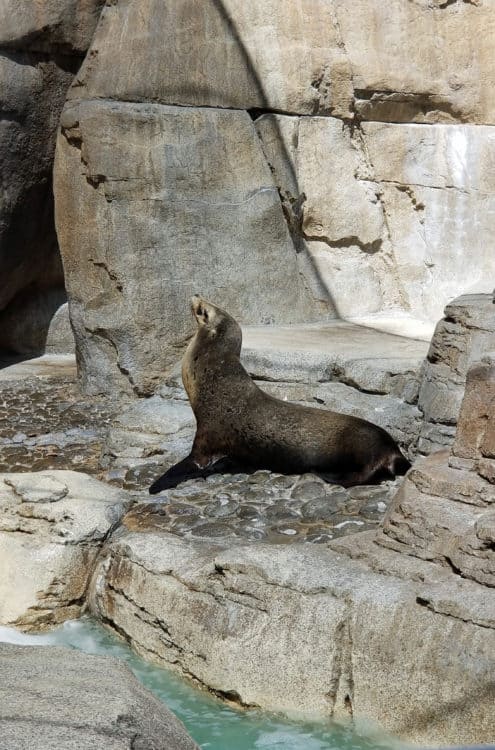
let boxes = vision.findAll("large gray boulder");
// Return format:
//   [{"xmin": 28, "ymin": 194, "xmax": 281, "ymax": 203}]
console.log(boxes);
[
  {"xmin": 0, "ymin": 643, "xmax": 199, "ymax": 750},
  {"xmin": 416, "ymin": 294, "xmax": 495, "ymax": 454},
  {"xmin": 54, "ymin": 99, "xmax": 315, "ymax": 395},
  {"xmin": 379, "ymin": 354, "xmax": 495, "ymax": 586}
]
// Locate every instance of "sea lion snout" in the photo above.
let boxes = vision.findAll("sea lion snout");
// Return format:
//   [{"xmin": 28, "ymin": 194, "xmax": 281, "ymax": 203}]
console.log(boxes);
[{"xmin": 191, "ymin": 295, "xmax": 213, "ymax": 326}]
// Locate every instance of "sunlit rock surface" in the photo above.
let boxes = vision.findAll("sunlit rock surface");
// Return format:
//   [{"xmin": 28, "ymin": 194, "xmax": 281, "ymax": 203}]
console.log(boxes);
[
  {"xmin": 53, "ymin": 0, "xmax": 495, "ymax": 392},
  {"xmin": 0, "ymin": 642, "xmax": 199, "ymax": 750},
  {"xmin": 416, "ymin": 294, "xmax": 495, "ymax": 454},
  {"xmin": 89, "ymin": 528, "xmax": 495, "ymax": 746},
  {"xmin": 0, "ymin": 470, "xmax": 129, "ymax": 630},
  {"xmin": 55, "ymin": 99, "xmax": 315, "ymax": 396}
]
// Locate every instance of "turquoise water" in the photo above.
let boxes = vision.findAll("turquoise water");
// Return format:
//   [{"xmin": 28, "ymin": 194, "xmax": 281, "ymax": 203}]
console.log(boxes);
[{"xmin": 0, "ymin": 618, "xmax": 400, "ymax": 750}]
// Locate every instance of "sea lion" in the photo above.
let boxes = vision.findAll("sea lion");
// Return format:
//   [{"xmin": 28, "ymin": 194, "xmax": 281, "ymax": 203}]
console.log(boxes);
[{"xmin": 149, "ymin": 296, "xmax": 411, "ymax": 493}]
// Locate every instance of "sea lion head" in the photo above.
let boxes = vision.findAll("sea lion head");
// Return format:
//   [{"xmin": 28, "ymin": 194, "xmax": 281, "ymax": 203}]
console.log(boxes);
[{"xmin": 190, "ymin": 295, "xmax": 242, "ymax": 356}]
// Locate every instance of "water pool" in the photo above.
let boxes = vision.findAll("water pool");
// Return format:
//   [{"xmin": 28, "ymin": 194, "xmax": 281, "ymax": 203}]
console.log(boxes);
[{"xmin": 0, "ymin": 618, "xmax": 401, "ymax": 750}]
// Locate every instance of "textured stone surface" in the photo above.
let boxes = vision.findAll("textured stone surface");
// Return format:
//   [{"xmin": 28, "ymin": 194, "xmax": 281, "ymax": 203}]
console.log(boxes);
[
  {"xmin": 0, "ymin": 52, "xmax": 72, "ymax": 313},
  {"xmin": 380, "ymin": 357, "xmax": 495, "ymax": 587},
  {"xmin": 89, "ymin": 530, "xmax": 495, "ymax": 746},
  {"xmin": 451, "ymin": 353, "xmax": 495, "ymax": 468},
  {"xmin": 0, "ymin": 1, "xmax": 102, "ymax": 353},
  {"xmin": 333, "ymin": 0, "xmax": 495, "ymax": 125},
  {"xmin": 70, "ymin": 0, "xmax": 351, "ymax": 116},
  {"xmin": 0, "ymin": 470, "xmax": 129, "ymax": 630},
  {"xmin": 55, "ymin": 99, "xmax": 314, "ymax": 395},
  {"xmin": 0, "ymin": 643, "xmax": 198, "ymax": 750},
  {"xmin": 45, "ymin": 302, "xmax": 75, "ymax": 354},
  {"xmin": 256, "ymin": 116, "xmax": 495, "ymax": 323},
  {"xmin": 73, "ymin": 0, "xmax": 495, "ymax": 124},
  {"xmin": 417, "ymin": 294, "xmax": 495, "ymax": 454},
  {"xmin": 0, "ymin": 1, "xmax": 104, "ymax": 54},
  {"xmin": 242, "ymin": 321, "xmax": 428, "ymax": 397}
]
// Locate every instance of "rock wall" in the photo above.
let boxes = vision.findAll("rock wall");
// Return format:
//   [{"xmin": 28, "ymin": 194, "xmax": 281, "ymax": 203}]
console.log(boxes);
[
  {"xmin": 0, "ymin": 1, "xmax": 102, "ymax": 354},
  {"xmin": 53, "ymin": 0, "xmax": 495, "ymax": 394}
]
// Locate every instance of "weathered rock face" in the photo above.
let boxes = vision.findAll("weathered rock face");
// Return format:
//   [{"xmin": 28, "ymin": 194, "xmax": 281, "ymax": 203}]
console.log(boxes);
[
  {"xmin": 53, "ymin": 0, "xmax": 495, "ymax": 392},
  {"xmin": 380, "ymin": 355, "xmax": 495, "ymax": 586},
  {"xmin": 334, "ymin": 0, "xmax": 495, "ymax": 126},
  {"xmin": 55, "ymin": 99, "xmax": 314, "ymax": 395},
  {"xmin": 0, "ymin": 1, "xmax": 104, "ymax": 55},
  {"xmin": 451, "ymin": 353, "xmax": 495, "ymax": 478},
  {"xmin": 0, "ymin": 470, "xmax": 129, "ymax": 630},
  {"xmin": 89, "ymin": 529, "xmax": 495, "ymax": 746},
  {"xmin": 416, "ymin": 294, "xmax": 495, "ymax": 454},
  {"xmin": 0, "ymin": 643, "xmax": 199, "ymax": 750},
  {"xmin": 0, "ymin": 1, "xmax": 102, "ymax": 354},
  {"xmin": 256, "ymin": 116, "xmax": 495, "ymax": 321},
  {"xmin": 68, "ymin": 0, "xmax": 352, "ymax": 117},
  {"xmin": 71, "ymin": 0, "xmax": 495, "ymax": 124}
]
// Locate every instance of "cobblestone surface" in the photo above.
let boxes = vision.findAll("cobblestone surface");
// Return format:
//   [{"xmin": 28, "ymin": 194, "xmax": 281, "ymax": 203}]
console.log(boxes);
[
  {"xmin": 0, "ymin": 360, "xmax": 400, "ymax": 546},
  {"xmin": 123, "ymin": 471, "xmax": 400, "ymax": 545},
  {"xmin": 0, "ymin": 376, "xmax": 116, "ymax": 476}
]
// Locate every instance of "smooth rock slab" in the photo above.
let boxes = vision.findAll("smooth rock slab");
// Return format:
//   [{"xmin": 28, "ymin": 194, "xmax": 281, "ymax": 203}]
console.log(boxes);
[
  {"xmin": 0, "ymin": 470, "xmax": 130, "ymax": 630},
  {"xmin": 89, "ymin": 530, "xmax": 495, "ymax": 746},
  {"xmin": 0, "ymin": 643, "xmax": 198, "ymax": 750}
]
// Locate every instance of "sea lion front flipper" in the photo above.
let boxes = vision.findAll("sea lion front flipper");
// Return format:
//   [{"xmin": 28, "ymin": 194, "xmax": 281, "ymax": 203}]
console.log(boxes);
[{"xmin": 149, "ymin": 455, "xmax": 241, "ymax": 494}]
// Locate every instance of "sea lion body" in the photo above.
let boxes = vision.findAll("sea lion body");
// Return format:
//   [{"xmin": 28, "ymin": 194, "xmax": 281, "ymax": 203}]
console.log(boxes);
[{"xmin": 150, "ymin": 297, "xmax": 411, "ymax": 493}]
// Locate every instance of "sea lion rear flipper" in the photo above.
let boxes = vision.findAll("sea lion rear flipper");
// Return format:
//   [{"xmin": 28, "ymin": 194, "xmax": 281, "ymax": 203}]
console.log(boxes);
[{"xmin": 149, "ymin": 455, "xmax": 240, "ymax": 494}]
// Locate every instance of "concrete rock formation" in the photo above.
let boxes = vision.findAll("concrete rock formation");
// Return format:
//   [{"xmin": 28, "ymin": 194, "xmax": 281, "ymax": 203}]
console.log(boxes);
[
  {"xmin": 55, "ymin": 99, "xmax": 314, "ymax": 396},
  {"xmin": 0, "ymin": 1, "xmax": 102, "ymax": 354},
  {"xmin": 0, "ymin": 643, "xmax": 199, "ymax": 750},
  {"xmin": 0, "ymin": 470, "xmax": 129, "ymax": 630},
  {"xmin": 380, "ymin": 352, "xmax": 495, "ymax": 585},
  {"xmin": 85, "ymin": 356, "xmax": 495, "ymax": 746},
  {"xmin": 416, "ymin": 294, "xmax": 495, "ymax": 454},
  {"xmin": 53, "ymin": 0, "xmax": 495, "ymax": 394}
]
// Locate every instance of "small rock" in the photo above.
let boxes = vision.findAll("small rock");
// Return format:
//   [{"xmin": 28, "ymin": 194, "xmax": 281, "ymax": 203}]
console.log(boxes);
[
  {"xmin": 301, "ymin": 497, "xmax": 345, "ymax": 522},
  {"xmin": 291, "ymin": 481, "xmax": 327, "ymax": 501},
  {"xmin": 4, "ymin": 474, "xmax": 69, "ymax": 503},
  {"xmin": 191, "ymin": 522, "xmax": 235, "ymax": 538}
]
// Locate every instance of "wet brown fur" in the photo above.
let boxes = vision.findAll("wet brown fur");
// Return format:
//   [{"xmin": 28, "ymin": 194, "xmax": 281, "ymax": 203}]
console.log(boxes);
[{"xmin": 150, "ymin": 296, "xmax": 411, "ymax": 493}]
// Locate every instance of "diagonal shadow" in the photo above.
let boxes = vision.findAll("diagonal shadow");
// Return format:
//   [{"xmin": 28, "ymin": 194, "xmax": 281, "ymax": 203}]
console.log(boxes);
[{"xmin": 211, "ymin": 0, "xmax": 341, "ymax": 318}]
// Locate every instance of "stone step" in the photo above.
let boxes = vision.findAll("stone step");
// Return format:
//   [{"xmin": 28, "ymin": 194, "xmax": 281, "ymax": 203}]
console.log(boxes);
[{"xmin": 241, "ymin": 320, "xmax": 429, "ymax": 398}]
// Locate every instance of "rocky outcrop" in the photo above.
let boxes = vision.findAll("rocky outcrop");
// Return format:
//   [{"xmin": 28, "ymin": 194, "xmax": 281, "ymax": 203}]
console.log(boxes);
[
  {"xmin": 416, "ymin": 294, "xmax": 495, "ymax": 453},
  {"xmin": 89, "ymin": 529, "xmax": 495, "ymax": 746},
  {"xmin": 0, "ymin": 643, "xmax": 199, "ymax": 749},
  {"xmin": 0, "ymin": 470, "xmax": 129, "ymax": 630},
  {"xmin": 0, "ymin": 1, "xmax": 102, "ymax": 354},
  {"xmin": 86, "ymin": 355, "xmax": 495, "ymax": 746},
  {"xmin": 380, "ymin": 353, "xmax": 495, "ymax": 588},
  {"xmin": 53, "ymin": 0, "xmax": 495, "ymax": 394},
  {"xmin": 54, "ymin": 99, "xmax": 314, "ymax": 396}
]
